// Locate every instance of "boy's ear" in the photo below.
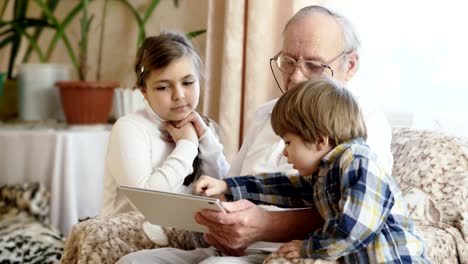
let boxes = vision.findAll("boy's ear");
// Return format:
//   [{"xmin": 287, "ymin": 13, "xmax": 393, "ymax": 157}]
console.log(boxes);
[{"xmin": 316, "ymin": 135, "xmax": 330, "ymax": 151}]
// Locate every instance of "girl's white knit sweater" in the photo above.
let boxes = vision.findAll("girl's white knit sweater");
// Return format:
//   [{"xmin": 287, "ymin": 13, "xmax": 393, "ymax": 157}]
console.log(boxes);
[{"xmin": 102, "ymin": 103, "xmax": 229, "ymax": 216}]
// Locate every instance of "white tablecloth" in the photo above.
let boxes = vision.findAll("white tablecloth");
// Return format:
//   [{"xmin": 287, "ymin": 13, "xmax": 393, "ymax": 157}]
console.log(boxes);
[{"xmin": 0, "ymin": 125, "xmax": 110, "ymax": 236}]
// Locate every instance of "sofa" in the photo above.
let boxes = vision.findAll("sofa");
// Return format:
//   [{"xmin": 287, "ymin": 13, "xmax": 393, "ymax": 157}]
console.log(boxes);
[
  {"xmin": 388, "ymin": 128, "xmax": 467, "ymax": 263},
  {"xmin": 60, "ymin": 128, "xmax": 468, "ymax": 264}
]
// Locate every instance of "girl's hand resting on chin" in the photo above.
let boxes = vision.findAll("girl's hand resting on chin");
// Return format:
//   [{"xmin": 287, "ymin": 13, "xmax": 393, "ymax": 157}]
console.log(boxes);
[
  {"xmin": 164, "ymin": 121, "xmax": 198, "ymax": 146},
  {"xmin": 174, "ymin": 111, "xmax": 209, "ymax": 138}
]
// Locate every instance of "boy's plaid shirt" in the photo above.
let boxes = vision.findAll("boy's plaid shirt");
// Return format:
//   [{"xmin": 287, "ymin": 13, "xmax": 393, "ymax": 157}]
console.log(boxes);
[{"xmin": 225, "ymin": 138, "xmax": 428, "ymax": 263}]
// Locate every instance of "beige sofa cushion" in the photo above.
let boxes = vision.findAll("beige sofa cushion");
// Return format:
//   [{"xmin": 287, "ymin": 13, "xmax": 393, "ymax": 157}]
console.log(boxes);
[{"xmin": 391, "ymin": 128, "xmax": 468, "ymax": 263}]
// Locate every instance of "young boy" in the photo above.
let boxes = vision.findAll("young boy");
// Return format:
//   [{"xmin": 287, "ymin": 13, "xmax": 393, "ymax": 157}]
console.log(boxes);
[{"xmin": 193, "ymin": 77, "xmax": 428, "ymax": 263}]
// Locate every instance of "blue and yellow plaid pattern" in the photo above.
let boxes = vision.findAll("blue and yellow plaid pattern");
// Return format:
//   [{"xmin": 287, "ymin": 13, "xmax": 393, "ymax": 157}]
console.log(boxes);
[{"xmin": 225, "ymin": 138, "xmax": 428, "ymax": 263}]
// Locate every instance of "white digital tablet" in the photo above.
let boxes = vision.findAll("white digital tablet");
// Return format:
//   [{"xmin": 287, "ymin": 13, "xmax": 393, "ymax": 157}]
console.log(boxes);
[{"xmin": 119, "ymin": 185, "xmax": 226, "ymax": 233}]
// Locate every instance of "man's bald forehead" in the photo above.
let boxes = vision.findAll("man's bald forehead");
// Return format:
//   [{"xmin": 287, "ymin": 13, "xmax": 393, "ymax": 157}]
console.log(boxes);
[
  {"xmin": 282, "ymin": 12, "xmax": 345, "ymax": 54},
  {"xmin": 283, "ymin": 6, "xmax": 337, "ymax": 33}
]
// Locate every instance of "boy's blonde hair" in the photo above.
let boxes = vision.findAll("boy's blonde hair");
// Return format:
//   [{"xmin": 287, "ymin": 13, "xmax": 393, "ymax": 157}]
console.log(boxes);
[{"xmin": 271, "ymin": 77, "xmax": 367, "ymax": 147}]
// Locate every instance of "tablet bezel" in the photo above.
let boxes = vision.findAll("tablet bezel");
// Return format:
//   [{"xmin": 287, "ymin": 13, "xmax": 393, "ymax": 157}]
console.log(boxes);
[{"xmin": 119, "ymin": 185, "xmax": 226, "ymax": 233}]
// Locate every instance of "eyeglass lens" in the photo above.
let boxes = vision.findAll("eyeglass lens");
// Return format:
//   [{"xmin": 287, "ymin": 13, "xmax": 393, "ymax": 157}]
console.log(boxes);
[{"xmin": 277, "ymin": 56, "xmax": 330, "ymax": 77}]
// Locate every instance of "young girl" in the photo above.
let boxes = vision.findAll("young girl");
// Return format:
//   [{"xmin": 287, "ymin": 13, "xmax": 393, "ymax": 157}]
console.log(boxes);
[{"xmin": 102, "ymin": 32, "xmax": 229, "ymax": 216}]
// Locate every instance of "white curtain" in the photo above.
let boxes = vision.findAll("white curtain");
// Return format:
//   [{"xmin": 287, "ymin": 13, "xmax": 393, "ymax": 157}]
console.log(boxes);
[{"xmin": 204, "ymin": 0, "xmax": 320, "ymax": 161}]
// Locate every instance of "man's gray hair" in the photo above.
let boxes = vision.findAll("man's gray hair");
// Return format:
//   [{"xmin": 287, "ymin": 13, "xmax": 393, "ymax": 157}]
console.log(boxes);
[{"xmin": 284, "ymin": 5, "xmax": 361, "ymax": 54}]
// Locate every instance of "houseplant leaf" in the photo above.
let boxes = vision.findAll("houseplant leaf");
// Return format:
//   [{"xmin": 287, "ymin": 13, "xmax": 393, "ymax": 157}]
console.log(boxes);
[
  {"xmin": 119, "ymin": 0, "xmax": 146, "ymax": 48},
  {"xmin": 22, "ymin": 0, "xmax": 60, "ymax": 62},
  {"xmin": 0, "ymin": 1, "xmax": 8, "ymax": 19},
  {"xmin": 186, "ymin": 29, "xmax": 207, "ymax": 39},
  {"xmin": 33, "ymin": 0, "xmax": 84, "ymax": 73},
  {"xmin": 22, "ymin": 30, "xmax": 46, "ymax": 61}
]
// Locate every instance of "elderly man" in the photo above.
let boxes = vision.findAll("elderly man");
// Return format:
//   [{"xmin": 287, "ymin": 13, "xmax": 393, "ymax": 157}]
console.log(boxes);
[{"xmin": 118, "ymin": 5, "xmax": 393, "ymax": 264}]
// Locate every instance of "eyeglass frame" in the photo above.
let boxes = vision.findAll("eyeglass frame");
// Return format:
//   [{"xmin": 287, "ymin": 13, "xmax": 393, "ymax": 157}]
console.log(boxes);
[{"xmin": 269, "ymin": 50, "xmax": 351, "ymax": 94}]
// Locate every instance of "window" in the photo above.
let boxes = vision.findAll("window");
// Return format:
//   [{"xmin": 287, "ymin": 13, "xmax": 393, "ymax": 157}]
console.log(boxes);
[{"xmin": 334, "ymin": 0, "xmax": 468, "ymax": 136}]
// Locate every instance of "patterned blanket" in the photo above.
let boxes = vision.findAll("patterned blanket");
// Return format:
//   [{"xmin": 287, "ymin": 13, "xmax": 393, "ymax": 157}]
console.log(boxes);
[{"xmin": 0, "ymin": 182, "xmax": 64, "ymax": 263}]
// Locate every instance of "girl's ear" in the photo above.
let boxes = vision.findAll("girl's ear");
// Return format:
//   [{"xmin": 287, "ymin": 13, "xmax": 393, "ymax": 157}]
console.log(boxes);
[
  {"xmin": 140, "ymin": 87, "xmax": 148, "ymax": 99},
  {"xmin": 316, "ymin": 135, "xmax": 330, "ymax": 151}
]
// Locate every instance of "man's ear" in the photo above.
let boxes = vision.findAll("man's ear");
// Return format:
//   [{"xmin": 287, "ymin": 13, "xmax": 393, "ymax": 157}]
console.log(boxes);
[
  {"xmin": 344, "ymin": 51, "xmax": 359, "ymax": 82},
  {"xmin": 316, "ymin": 135, "xmax": 330, "ymax": 151}
]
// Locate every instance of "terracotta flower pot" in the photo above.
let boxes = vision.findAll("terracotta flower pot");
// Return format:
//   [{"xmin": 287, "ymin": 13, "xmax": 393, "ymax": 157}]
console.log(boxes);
[{"xmin": 56, "ymin": 81, "xmax": 119, "ymax": 124}]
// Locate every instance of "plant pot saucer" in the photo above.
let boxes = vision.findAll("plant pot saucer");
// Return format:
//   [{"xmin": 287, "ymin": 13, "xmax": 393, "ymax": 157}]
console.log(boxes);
[
  {"xmin": 67, "ymin": 124, "xmax": 111, "ymax": 131},
  {"xmin": 56, "ymin": 80, "xmax": 119, "ymax": 89}
]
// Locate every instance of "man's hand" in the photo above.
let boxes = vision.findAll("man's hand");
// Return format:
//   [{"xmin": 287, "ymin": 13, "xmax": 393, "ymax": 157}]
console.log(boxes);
[
  {"xmin": 204, "ymin": 233, "xmax": 247, "ymax": 256},
  {"xmin": 194, "ymin": 200, "xmax": 325, "ymax": 256},
  {"xmin": 194, "ymin": 199, "xmax": 272, "ymax": 254},
  {"xmin": 174, "ymin": 111, "xmax": 208, "ymax": 137},
  {"xmin": 192, "ymin": 175, "xmax": 228, "ymax": 197}
]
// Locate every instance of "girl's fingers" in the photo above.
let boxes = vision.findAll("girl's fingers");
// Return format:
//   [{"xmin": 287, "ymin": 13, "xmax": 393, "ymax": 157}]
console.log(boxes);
[{"xmin": 176, "ymin": 112, "xmax": 197, "ymax": 127}]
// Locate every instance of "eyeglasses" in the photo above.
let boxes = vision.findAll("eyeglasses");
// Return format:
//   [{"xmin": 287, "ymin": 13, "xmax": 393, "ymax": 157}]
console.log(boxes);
[{"xmin": 269, "ymin": 50, "xmax": 350, "ymax": 93}]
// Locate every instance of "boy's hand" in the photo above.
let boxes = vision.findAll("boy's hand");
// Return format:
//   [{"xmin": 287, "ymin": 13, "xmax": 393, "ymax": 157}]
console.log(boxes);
[
  {"xmin": 175, "ymin": 111, "xmax": 208, "ymax": 138},
  {"xmin": 193, "ymin": 175, "xmax": 228, "ymax": 196},
  {"xmin": 276, "ymin": 240, "xmax": 302, "ymax": 259}
]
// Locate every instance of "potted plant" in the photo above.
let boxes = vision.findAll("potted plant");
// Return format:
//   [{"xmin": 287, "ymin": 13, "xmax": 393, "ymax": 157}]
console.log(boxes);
[
  {"xmin": 0, "ymin": 0, "xmax": 89, "ymax": 121},
  {"xmin": 0, "ymin": 0, "xmax": 59, "ymax": 119},
  {"xmin": 48, "ymin": 0, "xmax": 119, "ymax": 125},
  {"xmin": 37, "ymin": 0, "xmax": 207, "ymax": 124}
]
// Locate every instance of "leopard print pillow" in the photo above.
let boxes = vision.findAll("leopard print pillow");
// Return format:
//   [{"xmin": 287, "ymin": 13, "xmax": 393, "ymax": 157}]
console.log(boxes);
[
  {"xmin": 0, "ymin": 182, "xmax": 50, "ymax": 224},
  {"xmin": 0, "ymin": 182, "xmax": 64, "ymax": 263}
]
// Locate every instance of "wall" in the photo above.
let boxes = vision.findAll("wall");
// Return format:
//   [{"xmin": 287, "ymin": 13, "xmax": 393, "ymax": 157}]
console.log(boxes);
[{"xmin": 0, "ymin": 0, "xmax": 208, "ymax": 106}]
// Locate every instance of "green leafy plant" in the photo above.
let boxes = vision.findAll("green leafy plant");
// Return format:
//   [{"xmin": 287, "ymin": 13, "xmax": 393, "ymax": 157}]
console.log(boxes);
[
  {"xmin": 116, "ymin": 0, "xmax": 205, "ymax": 84},
  {"xmin": 33, "ymin": 0, "xmax": 88, "ymax": 80},
  {"xmin": 0, "ymin": 0, "xmax": 58, "ymax": 79},
  {"xmin": 78, "ymin": 0, "xmax": 93, "ymax": 81},
  {"xmin": 4, "ymin": 0, "xmax": 207, "ymax": 81},
  {"xmin": 21, "ymin": 0, "xmax": 60, "ymax": 63},
  {"xmin": 120, "ymin": 0, "xmax": 206, "ymax": 48},
  {"xmin": 97, "ymin": 0, "xmax": 206, "ymax": 81}
]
